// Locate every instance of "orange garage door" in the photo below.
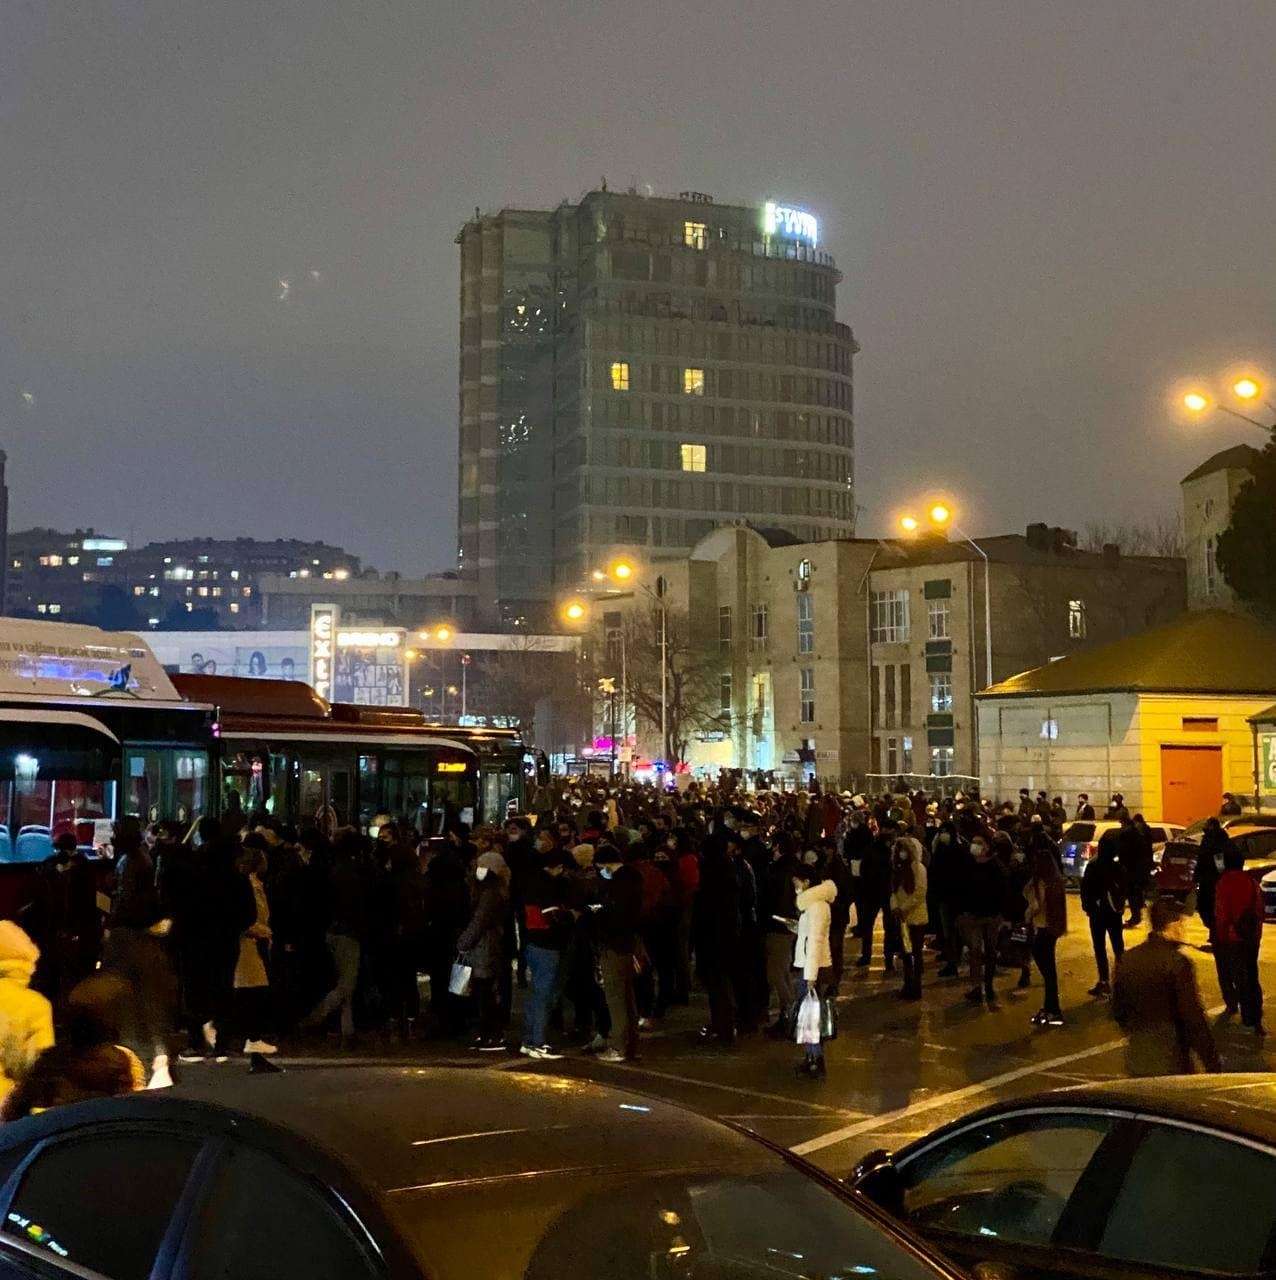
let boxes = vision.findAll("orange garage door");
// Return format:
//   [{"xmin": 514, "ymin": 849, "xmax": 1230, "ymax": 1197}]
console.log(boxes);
[{"xmin": 1160, "ymin": 745, "xmax": 1223, "ymax": 826}]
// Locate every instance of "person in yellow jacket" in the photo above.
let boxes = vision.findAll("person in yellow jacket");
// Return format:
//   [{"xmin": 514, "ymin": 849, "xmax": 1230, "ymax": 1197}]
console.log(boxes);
[{"xmin": 0, "ymin": 920, "xmax": 55, "ymax": 1106}]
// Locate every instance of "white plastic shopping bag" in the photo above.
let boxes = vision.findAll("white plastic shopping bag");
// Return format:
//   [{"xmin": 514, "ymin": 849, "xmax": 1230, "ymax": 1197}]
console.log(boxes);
[{"xmin": 795, "ymin": 988, "xmax": 821, "ymax": 1045}]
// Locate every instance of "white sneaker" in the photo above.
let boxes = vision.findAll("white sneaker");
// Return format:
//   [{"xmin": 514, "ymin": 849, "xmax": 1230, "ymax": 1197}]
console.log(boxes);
[
  {"xmin": 177, "ymin": 1051, "xmax": 206, "ymax": 1065},
  {"xmin": 519, "ymin": 1044, "xmax": 563, "ymax": 1061},
  {"xmin": 202, "ymin": 1021, "xmax": 217, "ymax": 1052},
  {"xmin": 597, "ymin": 1047, "xmax": 628, "ymax": 1063},
  {"xmin": 244, "ymin": 1040, "xmax": 278, "ymax": 1056},
  {"xmin": 147, "ymin": 1055, "xmax": 174, "ymax": 1090}
]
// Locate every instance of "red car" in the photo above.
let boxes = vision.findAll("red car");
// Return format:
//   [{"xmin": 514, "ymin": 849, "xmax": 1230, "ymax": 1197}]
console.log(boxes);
[{"xmin": 1156, "ymin": 817, "xmax": 1276, "ymax": 897}]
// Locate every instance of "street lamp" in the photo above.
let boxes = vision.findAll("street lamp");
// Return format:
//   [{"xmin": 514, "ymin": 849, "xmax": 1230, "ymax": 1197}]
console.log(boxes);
[
  {"xmin": 900, "ymin": 502, "xmax": 993, "ymax": 690},
  {"xmin": 1181, "ymin": 373, "xmax": 1275, "ymax": 434}
]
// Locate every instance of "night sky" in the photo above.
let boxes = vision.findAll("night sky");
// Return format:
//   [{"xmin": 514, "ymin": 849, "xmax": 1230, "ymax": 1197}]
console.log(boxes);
[{"xmin": 4, "ymin": 1, "xmax": 1274, "ymax": 574}]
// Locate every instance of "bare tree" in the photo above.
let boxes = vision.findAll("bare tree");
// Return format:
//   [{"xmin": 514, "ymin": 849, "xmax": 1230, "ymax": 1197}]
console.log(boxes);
[
  {"xmin": 595, "ymin": 604, "xmax": 724, "ymax": 764},
  {"xmin": 1081, "ymin": 514, "xmax": 1184, "ymax": 559}
]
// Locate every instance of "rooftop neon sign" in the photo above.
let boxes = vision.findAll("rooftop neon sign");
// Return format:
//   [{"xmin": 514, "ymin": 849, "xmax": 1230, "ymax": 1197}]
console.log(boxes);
[{"xmin": 763, "ymin": 201, "xmax": 818, "ymax": 247}]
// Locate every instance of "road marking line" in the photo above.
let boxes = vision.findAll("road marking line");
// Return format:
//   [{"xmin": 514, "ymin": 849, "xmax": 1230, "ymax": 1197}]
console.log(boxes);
[
  {"xmin": 722, "ymin": 1113, "xmax": 856, "ymax": 1122},
  {"xmin": 791, "ymin": 1037, "xmax": 1127, "ymax": 1155},
  {"xmin": 793, "ymin": 1003, "xmax": 1227, "ymax": 1157},
  {"xmin": 587, "ymin": 1061, "xmax": 864, "ymax": 1116}
]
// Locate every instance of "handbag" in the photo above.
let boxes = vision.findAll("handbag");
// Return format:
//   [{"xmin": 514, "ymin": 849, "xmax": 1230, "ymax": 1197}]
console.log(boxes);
[
  {"xmin": 448, "ymin": 960, "xmax": 473, "ymax": 997},
  {"xmin": 819, "ymin": 994, "xmax": 838, "ymax": 1042},
  {"xmin": 795, "ymin": 988, "xmax": 821, "ymax": 1045}
]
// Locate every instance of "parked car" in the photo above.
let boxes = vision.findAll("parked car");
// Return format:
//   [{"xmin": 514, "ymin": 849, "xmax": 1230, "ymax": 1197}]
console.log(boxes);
[
  {"xmin": 0, "ymin": 1066, "xmax": 962, "ymax": 1280},
  {"xmin": 1156, "ymin": 819, "xmax": 1276, "ymax": 897},
  {"xmin": 1260, "ymin": 865, "xmax": 1276, "ymax": 923},
  {"xmin": 1059, "ymin": 819, "xmax": 1183, "ymax": 883},
  {"xmin": 850, "ymin": 1074, "xmax": 1276, "ymax": 1280}
]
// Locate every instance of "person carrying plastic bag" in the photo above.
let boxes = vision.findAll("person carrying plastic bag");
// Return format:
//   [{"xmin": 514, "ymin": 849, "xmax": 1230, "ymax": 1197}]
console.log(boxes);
[{"xmin": 790, "ymin": 865, "xmax": 836, "ymax": 1078}]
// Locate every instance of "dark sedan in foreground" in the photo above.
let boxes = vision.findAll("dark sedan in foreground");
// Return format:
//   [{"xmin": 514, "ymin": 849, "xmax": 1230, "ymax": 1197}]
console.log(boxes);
[
  {"xmin": 850, "ymin": 1074, "xmax": 1276, "ymax": 1280},
  {"xmin": 0, "ymin": 1066, "xmax": 961, "ymax": 1280}
]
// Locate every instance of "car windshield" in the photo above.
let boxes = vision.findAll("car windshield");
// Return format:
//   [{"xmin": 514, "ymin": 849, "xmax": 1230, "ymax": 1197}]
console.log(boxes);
[
  {"xmin": 394, "ymin": 1162, "xmax": 949, "ymax": 1280},
  {"xmin": 1062, "ymin": 823, "xmax": 1095, "ymax": 843}
]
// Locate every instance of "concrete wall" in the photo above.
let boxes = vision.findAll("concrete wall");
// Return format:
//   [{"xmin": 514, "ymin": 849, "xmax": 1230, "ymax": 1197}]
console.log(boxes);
[
  {"xmin": 1182, "ymin": 465, "xmax": 1251, "ymax": 611},
  {"xmin": 978, "ymin": 691, "xmax": 1275, "ymax": 817}
]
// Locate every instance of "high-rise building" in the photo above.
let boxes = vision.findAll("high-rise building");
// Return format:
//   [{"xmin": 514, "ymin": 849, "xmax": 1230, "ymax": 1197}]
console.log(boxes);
[{"xmin": 457, "ymin": 188, "xmax": 858, "ymax": 628}]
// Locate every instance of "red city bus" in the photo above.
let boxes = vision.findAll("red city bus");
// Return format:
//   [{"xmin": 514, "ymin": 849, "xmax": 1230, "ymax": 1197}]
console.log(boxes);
[{"xmin": 173, "ymin": 674, "xmax": 482, "ymax": 838}]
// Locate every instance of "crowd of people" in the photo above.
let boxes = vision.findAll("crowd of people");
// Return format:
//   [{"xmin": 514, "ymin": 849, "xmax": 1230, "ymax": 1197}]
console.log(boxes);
[{"xmin": 0, "ymin": 778, "xmax": 1257, "ymax": 1118}]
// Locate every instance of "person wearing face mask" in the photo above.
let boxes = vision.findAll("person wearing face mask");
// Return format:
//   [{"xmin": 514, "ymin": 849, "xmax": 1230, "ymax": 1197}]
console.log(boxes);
[
  {"xmin": 959, "ymin": 835, "xmax": 1006, "ymax": 1008},
  {"xmin": 791, "ymin": 865, "xmax": 836, "ymax": 1078},
  {"xmin": 591, "ymin": 845, "xmax": 643, "ymax": 1062},
  {"xmin": 1112, "ymin": 898, "xmax": 1221, "ymax": 1076},
  {"xmin": 889, "ymin": 836, "xmax": 928, "ymax": 1000},
  {"xmin": 457, "ymin": 851, "xmax": 510, "ymax": 1051},
  {"xmin": 519, "ymin": 834, "xmax": 572, "ymax": 1060},
  {"xmin": 760, "ymin": 836, "xmax": 800, "ymax": 1037},
  {"xmin": 929, "ymin": 820, "xmax": 972, "ymax": 978}
]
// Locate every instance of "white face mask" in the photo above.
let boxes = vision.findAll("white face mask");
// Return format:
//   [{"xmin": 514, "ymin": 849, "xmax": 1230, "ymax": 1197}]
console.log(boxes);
[
  {"xmin": 971, "ymin": 841, "xmax": 988, "ymax": 856},
  {"xmin": 475, "ymin": 866, "xmax": 490, "ymax": 882},
  {"xmin": 599, "ymin": 867, "xmax": 613, "ymax": 880}
]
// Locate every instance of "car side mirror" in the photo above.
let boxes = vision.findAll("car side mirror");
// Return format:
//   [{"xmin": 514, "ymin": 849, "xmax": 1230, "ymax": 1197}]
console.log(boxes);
[{"xmin": 846, "ymin": 1148, "xmax": 904, "ymax": 1217}]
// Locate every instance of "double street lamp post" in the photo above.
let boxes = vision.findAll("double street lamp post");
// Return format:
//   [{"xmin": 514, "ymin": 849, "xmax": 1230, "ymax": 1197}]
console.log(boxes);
[
  {"xmin": 563, "ymin": 559, "xmax": 671, "ymax": 769},
  {"xmin": 900, "ymin": 502, "xmax": 993, "ymax": 690},
  {"xmin": 1182, "ymin": 373, "xmax": 1276, "ymax": 439}
]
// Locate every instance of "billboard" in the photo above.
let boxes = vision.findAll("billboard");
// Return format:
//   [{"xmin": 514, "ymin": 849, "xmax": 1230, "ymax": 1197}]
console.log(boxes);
[{"xmin": 333, "ymin": 627, "xmax": 407, "ymax": 706}]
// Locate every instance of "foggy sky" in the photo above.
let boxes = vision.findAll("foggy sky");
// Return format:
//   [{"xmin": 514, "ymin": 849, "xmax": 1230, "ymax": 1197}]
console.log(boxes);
[{"xmin": 4, "ymin": 0, "xmax": 1274, "ymax": 574}]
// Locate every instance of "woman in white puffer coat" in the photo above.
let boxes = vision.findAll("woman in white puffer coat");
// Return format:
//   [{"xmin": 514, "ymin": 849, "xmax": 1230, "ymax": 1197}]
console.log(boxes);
[
  {"xmin": 791, "ymin": 871, "xmax": 837, "ymax": 1078},
  {"xmin": 890, "ymin": 836, "xmax": 929, "ymax": 1001}
]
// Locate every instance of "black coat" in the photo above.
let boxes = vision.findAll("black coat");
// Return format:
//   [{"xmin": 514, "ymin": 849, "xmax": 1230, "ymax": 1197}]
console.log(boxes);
[
  {"xmin": 456, "ymin": 877, "xmax": 509, "ymax": 979},
  {"xmin": 962, "ymin": 857, "xmax": 1007, "ymax": 919}
]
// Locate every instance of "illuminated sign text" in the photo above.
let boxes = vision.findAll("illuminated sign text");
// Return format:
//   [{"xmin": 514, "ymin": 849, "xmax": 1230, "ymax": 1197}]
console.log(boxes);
[
  {"xmin": 310, "ymin": 604, "xmax": 336, "ymax": 701},
  {"xmin": 763, "ymin": 201, "xmax": 818, "ymax": 247}
]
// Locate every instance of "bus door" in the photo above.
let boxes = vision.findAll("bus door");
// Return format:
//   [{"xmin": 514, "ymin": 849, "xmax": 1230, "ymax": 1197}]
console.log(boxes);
[
  {"xmin": 430, "ymin": 759, "xmax": 476, "ymax": 837},
  {"xmin": 297, "ymin": 751, "xmax": 353, "ymax": 836},
  {"xmin": 123, "ymin": 745, "xmax": 211, "ymax": 825}
]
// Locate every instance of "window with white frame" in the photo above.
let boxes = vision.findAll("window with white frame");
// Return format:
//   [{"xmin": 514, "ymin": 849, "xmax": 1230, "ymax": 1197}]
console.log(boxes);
[
  {"xmin": 799, "ymin": 668, "xmax": 815, "ymax": 723},
  {"xmin": 871, "ymin": 590, "xmax": 910, "ymax": 643},
  {"xmin": 1204, "ymin": 536, "xmax": 1218, "ymax": 597},
  {"xmin": 684, "ymin": 221, "xmax": 706, "ymax": 250},
  {"xmin": 683, "ymin": 367, "xmax": 705, "ymax": 396},
  {"xmin": 931, "ymin": 746, "xmax": 955, "ymax": 777},
  {"xmin": 718, "ymin": 605, "xmax": 733, "ymax": 652},
  {"xmin": 1068, "ymin": 599, "xmax": 1087, "ymax": 640},
  {"xmin": 797, "ymin": 592, "xmax": 814, "ymax": 654},
  {"xmin": 750, "ymin": 602, "xmax": 768, "ymax": 649},
  {"xmin": 929, "ymin": 671, "xmax": 953, "ymax": 713},
  {"xmin": 902, "ymin": 735, "xmax": 914, "ymax": 774},
  {"xmin": 719, "ymin": 673, "xmax": 732, "ymax": 723},
  {"xmin": 927, "ymin": 598, "xmax": 950, "ymax": 640}
]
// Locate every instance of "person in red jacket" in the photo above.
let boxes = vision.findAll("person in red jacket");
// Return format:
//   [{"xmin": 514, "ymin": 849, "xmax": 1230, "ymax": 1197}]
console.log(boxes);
[{"xmin": 1213, "ymin": 845, "xmax": 1265, "ymax": 1033}]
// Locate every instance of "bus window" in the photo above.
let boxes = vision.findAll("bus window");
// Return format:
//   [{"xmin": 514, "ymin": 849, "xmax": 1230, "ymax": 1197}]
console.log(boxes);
[
  {"xmin": 379, "ymin": 757, "xmax": 405, "ymax": 827},
  {"xmin": 172, "ymin": 752, "xmax": 209, "ymax": 824},
  {"xmin": 404, "ymin": 769, "xmax": 429, "ymax": 837},
  {"xmin": 358, "ymin": 755, "xmax": 379, "ymax": 829},
  {"xmin": 222, "ymin": 753, "xmax": 255, "ymax": 819},
  {"xmin": 299, "ymin": 767, "xmax": 325, "ymax": 826},
  {"xmin": 267, "ymin": 753, "xmax": 292, "ymax": 819},
  {"xmin": 330, "ymin": 769, "xmax": 352, "ymax": 827},
  {"xmin": 430, "ymin": 773, "xmax": 476, "ymax": 836},
  {"xmin": 126, "ymin": 751, "xmax": 163, "ymax": 823}
]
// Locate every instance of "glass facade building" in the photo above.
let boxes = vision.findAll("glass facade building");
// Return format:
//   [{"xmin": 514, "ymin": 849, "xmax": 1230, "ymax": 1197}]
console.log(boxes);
[{"xmin": 456, "ymin": 189, "xmax": 857, "ymax": 628}]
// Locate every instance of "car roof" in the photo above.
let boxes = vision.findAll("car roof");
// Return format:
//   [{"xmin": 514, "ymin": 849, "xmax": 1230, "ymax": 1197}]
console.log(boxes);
[
  {"xmin": 60, "ymin": 1067, "xmax": 774, "ymax": 1193},
  {"xmin": 961, "ymin": 1074, "xmax": 1276, "ymax": 1148}
]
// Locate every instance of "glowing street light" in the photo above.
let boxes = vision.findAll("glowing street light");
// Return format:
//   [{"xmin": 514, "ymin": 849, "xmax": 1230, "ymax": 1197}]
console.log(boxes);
[
  {"xmin": 610, "ymin": 560, "xmax": 634, "ymax": 582},
  {"xmin": 562, "ymin": 600, "xmax": 588, "ymax": 624},
  {"xmin": 1176, "ymin": 370, "xmax": 1273, "ymax": 433},
  {"xmin": 898, "ymin": 498, "xmax": 992, "ymax": 689}
]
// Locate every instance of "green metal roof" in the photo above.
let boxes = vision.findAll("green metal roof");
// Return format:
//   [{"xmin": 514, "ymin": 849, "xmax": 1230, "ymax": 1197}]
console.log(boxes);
[{"xmin": 979, "ymin": 610, "xmax": 1276, "ymax": 699}]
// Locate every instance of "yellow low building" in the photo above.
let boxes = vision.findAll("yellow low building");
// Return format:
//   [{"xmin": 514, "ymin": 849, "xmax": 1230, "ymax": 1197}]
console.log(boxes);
[{"xmin": 976, "ymin": 611, "xmax": 1276, "ymax": 823}]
